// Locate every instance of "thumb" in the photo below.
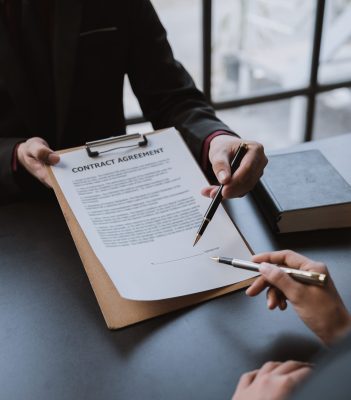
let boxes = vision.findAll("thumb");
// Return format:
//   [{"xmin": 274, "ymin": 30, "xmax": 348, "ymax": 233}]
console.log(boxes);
[
  {"xmin": 211, "ymin": 152, "xmax": 231, "ymax": 184},
  {"xmin": 46, "ymin": 152, "xmax": 60, "ymax": 165},
  {"xmin": 259, "ymin": 263, "xmax": 297, "ymax": 300}
]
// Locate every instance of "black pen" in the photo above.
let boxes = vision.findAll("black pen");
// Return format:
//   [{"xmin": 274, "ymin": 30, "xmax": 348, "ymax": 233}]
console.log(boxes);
[
  {"xmin": 193, "ymin": 142, "xmax": 248, "ymax": 246},
  {"xmin": 211, "ymin": 256, "xmax": 327, "ymax": 286}
]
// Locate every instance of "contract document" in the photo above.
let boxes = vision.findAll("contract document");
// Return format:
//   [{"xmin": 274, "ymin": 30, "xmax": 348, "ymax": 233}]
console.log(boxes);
[{"xmin": 51, "ymin": 128, "xmax": 256, "ymax": 300}]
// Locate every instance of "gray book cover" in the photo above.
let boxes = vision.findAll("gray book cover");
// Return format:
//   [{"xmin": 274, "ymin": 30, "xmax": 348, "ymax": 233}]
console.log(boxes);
[{"xmin": 261, "ymin": 149, "xmax": 351, "ymax": 212}]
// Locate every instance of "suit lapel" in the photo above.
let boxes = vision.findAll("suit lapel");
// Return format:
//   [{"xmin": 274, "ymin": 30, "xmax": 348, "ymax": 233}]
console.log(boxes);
[{"xmin": 53, "ymin": 0, "xmax": 83, "ymax": 145}]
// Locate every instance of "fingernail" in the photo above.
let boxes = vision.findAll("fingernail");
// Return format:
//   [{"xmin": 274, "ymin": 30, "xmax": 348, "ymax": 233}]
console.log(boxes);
[
  {"xmin": 259, "ymin": 263, "xmax": 273, "ymax": 274},
  {"xmin": 218, "ymin": 170, "xmax": 227, "ymax": 183}
]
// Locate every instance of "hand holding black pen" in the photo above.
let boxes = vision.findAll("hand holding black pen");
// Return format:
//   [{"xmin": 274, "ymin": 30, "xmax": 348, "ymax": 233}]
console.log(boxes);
[{"xmin": 193, "ymin": 142, "xmax": 248, "ymax": 246}]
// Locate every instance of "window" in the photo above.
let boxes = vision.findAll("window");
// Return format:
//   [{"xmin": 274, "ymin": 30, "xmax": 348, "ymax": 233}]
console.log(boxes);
[
  {"xmin": 212, "ymin": 0, "xmax": 315, "ymax": 101},
  {"xmin": 124, "ymin": 0, "xmax": 351, "ymax": 145}
]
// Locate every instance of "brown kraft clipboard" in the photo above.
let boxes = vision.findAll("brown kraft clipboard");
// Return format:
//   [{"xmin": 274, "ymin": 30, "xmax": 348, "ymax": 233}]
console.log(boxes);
[{"xmin": 47, "ymin": 137, "xmax": 256, "ymax": 330}]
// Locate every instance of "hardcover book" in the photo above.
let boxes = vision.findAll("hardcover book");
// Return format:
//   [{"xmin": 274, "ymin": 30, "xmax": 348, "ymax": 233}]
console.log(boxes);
[{"xmin": 252, "ymin": 149, "xmax": 351, "ymax": 233}]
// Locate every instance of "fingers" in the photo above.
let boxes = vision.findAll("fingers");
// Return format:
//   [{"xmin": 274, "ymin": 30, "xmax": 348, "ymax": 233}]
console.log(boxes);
[
  {"xmin": 252, "ymin": 250, "xmax": 312, "ymax": 270},
  {"xmin": 255, "ymin": 361, "xmax": 312, "ymax": 381},
  {"xmin": 222, "ymin": 143, "xmax": 267, "ymax": 199},
  {"xmin": 207, "ymin": 135, "xmax": 267, "ymax": 199},
  {"xmin": 274, "ymin": 360, "xmax": 312, "ymax": 375},
  {"xmin": 208, "ymin": 135, "xmax": 235, "ymax": 185},
  {"xmin": 211, "ymin": 151, "xmax": 231, "ymax": 185},
  {"xmin": 278, "ymin": 294, "xmax": 288, "ymax": 310},
  {"xmin": 17, "ymin": 137, "xmax": 59, "ymax": 187},
  {"xmin": 246, "ymin": 276, "xmax": 288, "ymax": 310},
  {"xmin": 25, "ymin": 137, "xmax": 59, "ymax": 165},
  {"xmin": 285, "ymin": 365, "xmax": 312, "ymax": 387},
  {"xmin": 246, "ymin": 276, "xmax": 269, "ymax": 296},
  {"xmin": 248, "ymin": 252, "xmax": 306, "ymax": 307},
  {"xmin": 256, "ymin": 361, "xmax": 282, "ymax": 376},
  {"xmin": 201, "ymin": 185, "xmax": 219, "ymax": 199},
  {"xmin": 258, "ymin": 263, "xmax": 300, "ymax": 302},
  {"xmin": 267, "ymin": 287, "xmax": 286, "ymax": 310},
  {"xmin": 236, "ymin": 369, "xmax": 259, "ymax": 390},
  {"xmin": 46, "ymin": 152, "xmax": 60, "ymax": 165},
  {"xmin": 253, "ymin": 251, "xmax": 329, "ymax": 277}
]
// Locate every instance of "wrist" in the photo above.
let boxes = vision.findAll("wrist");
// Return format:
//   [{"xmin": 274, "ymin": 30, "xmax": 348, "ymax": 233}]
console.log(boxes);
[{"xmin": 322, "ymin": 311, "xmax": 351, "ymax": 345}]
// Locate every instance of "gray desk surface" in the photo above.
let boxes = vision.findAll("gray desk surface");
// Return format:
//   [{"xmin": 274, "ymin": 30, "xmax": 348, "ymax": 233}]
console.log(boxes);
[{"xmin": 1, "ymin": 134, "xmax": 350, "ymax": 400}]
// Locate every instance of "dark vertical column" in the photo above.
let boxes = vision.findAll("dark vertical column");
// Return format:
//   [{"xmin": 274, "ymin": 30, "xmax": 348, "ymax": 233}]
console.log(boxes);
[
  {"xmin": 304, "ymin": 0, "xmax": 326, "ymax": 141},
  {"xmin": 202, "ymin": 0, "xmax": 212, "ymax": 102}
]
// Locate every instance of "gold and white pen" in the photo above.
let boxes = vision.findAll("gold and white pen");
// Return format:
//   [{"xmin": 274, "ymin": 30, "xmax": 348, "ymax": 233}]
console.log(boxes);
[{"xmin": 211, "ymin": 256, "xmax": 327, "ymax": 286}]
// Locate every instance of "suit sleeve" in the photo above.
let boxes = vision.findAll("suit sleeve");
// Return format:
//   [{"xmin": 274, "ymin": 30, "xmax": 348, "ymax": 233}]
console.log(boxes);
[
  {"xmin": 0, "ymin": 137, "xmax": 23, "ymax": 198},
  {"xmin": 0, "ymin": 89, "xmax": 45, "ymax": 202},
  {"xmin": 0, "ymin": 89, "xmax": 28, "ymax": 201},
  {"xmin": 127, "ymin": 0, "xmax": 238, "ymax": 164}
]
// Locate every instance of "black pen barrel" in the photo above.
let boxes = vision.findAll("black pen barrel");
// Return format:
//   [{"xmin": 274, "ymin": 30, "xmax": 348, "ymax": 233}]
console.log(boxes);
[
  {"xmin": 203, "ymin": 185, "xmax": 224, "ymax": 220},
  {"xmin": 193, "ymin": 142, "xmax": 248, "ymax": 246},
  {"xmin": 203, "ymin": 143, "xmax": 247, "ymax": 222}
]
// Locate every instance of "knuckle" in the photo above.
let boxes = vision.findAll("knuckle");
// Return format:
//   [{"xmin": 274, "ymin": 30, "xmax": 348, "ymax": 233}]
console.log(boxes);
[
  {"xmin": 285, "ymin": 360, "xmax": 298, "ymax": 367},
  {"xmin": 312, "ymin": 262, "xmax": 328, "ymax": 274},
  {"xmin": 257, "ymin": 143, "xmax": 265, "ymax": 154},
  {"xmin": 250, "ymin": 142, "xmax": 265, "ymax": 154},
  {"xmin": 284, "ymin": 249, "xmax": 295, "ymax": 257},
  {"xmin": 27, "ymin": 137, "xmax": 43, "ymax": 146},
  {"xmin": 240, "ymin": 372, "xmax": 253, "ymax": 381},
  {"xmin": 263, "ymin": 361, "xmax": 278, "ymax": 369}
]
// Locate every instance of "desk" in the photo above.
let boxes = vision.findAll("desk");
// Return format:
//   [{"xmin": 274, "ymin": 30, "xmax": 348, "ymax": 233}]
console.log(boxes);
[{"xmin": 1, "ymin": 135, "xmax": 350, "ymax": 400}]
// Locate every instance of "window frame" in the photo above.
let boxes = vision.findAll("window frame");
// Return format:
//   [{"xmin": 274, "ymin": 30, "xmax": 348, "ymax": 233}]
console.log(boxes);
[{"xmin": 127, "ymin": 0, "xmax": 351, "ymax": 141}]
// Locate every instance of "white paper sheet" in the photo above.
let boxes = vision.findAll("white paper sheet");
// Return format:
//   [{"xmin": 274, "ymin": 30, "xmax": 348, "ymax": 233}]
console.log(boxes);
[{"xmin": 51, "ymin": 128, "xmax": 256, "ymax": 300}]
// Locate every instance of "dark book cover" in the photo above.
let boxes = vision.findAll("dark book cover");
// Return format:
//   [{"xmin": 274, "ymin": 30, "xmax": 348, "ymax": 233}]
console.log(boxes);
[{"xmin": 252, "ymin": 149, "xmax": 351, "ymax": 232}]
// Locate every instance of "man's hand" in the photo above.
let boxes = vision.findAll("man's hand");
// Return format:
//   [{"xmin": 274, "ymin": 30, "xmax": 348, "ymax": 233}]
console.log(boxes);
[
  {"xmin": 17, "ymin": 137, "xmax": 60, "ymax": 188},
  {"xmin": 201, "ymin": 135, "xmax": 267, "ymax": 199},
  {"xmin": 232, "ymin": 360, "xmax": 312, "ymax": 400},
  {"xmin": 246, "ymin": 250, "xmax": 351, "ymax": 345}
]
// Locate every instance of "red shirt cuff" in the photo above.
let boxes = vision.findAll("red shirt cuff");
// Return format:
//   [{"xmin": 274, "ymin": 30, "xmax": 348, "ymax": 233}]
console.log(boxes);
[{"xmin": 201, "ymin": 130, "xmax": 234, "ymax": 173}]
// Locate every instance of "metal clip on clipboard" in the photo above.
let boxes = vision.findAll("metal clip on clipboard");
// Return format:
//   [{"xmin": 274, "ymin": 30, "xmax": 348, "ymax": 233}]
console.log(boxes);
[{"xmin": 85, "ymin": 133, "xmax": 148, "ymax": 158}]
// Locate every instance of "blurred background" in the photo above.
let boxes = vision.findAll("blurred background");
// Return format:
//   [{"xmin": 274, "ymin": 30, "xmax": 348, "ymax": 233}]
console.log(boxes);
[{"xmin": 125, "ymin": 0, "xmax": 351, "ymax": 151}]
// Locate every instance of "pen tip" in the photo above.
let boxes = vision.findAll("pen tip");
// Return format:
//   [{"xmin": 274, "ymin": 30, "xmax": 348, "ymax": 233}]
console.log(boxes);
[
  {"xmin": 210, "ymin": 256, "xmax": 219, "ymax": 262},
  {"xmin": 193, "ymin": 234, "xmax": 201, "ymax": 247}
]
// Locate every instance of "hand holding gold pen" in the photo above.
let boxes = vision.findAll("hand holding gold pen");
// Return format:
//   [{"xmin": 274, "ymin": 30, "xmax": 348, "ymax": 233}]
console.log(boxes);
[{"xmin": 211, "ymin": 256, "xmax": 327, "ymax": 286}]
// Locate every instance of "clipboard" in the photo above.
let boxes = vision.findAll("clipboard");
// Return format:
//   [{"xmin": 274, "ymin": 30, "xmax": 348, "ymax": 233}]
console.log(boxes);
[{"xmin": 47, "ymin": 131, "xmax": 256, "ymax": 330}]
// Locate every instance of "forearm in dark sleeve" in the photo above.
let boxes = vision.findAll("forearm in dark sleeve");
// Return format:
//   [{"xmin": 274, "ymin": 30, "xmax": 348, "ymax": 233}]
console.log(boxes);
[
  {"xmin": 0, "ymin": 137, "xmax": 24, "ymax": 200},
  {"xmin": 127, "ymin": 0, "xmax": 238, "ymax": 163}
]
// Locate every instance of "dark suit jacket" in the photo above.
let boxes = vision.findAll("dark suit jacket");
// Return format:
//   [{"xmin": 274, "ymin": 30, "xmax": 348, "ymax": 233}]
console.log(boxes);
[{"xmin": 0, "ymin": 0, "xmax": 233, "ymax": 201}]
